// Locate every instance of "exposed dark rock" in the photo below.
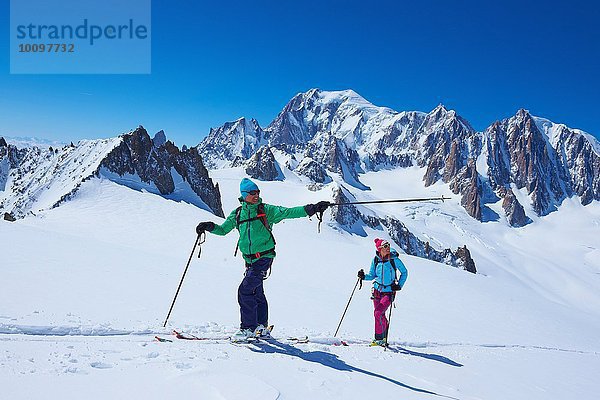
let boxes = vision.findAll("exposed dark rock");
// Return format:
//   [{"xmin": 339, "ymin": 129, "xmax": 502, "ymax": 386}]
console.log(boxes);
[
  {"xmin": 167, "ymin": 144, "xmax": 225, "ymax": 218},
  {"xmin": 266, "ymin": 88, "xmax": 324, "ymax": 146},
  {"xmin": 449, "ymin": 159, "xmax": 482, "ymax": 220},
  {"xmin": 101, "ymin": 127, "xmax": 174, "ymax": 194},
  {"xmin": 502, "ymin": 110, "xmax": 571, "ymax": 216},
  {"xmin": 442, "ymin": 140, "xmax": 463, "ymax": 183},
  {"xmin": 3, "ymin": 212, "xmax": 16, "ymax": 222},
  {"xmin": 552, "ymin": 125, "xmax": 600, "ymax": 205},
  {"xmin": 0, "ymin": 137, "xmax": 7, "ymax": 147},
  {"xmin": 423, "ymin": 155, "xmax": 443, "ymax": 186},
  {"xmin": 416, "ymin": 104, "xmax": 477, "ymax": 168},
  {"xmin": 295, "ymin": 158, "xmax": 330, "ymax": 183},
  {"xmin": 330, "ymin": 185, "xmax": 363, "ymax": 227},
  {"xmin": 485, "ymin": 122, "xmax": 511, "ymax": 190},
  {"xmin": 502, "ymin": 189, "xmax": 530, "ymax": 227},
  {"xmin": 366, "ymin": 151, "xmax": 413, "ymax": 171},
  {"xmin": 152, "ymin": 130, "xmax": 167, "ymax": 147},
  {"xmin": 101, "ymin": 126, "xmax": 224, "ymax": 217},
  {"xmin": 245, "ymin": 146, "xmax": 282, "ymax": 181},
  {"xmin": 418, "ymin": 106, "xmax": 482, "ymax": 217},
  {"xmin": 454, "ymin": 245, "xmax": 477, "ymax": 273},
  {"xmin": 305, "ymin": 132, "xmax": 366, "ymax": 188}
]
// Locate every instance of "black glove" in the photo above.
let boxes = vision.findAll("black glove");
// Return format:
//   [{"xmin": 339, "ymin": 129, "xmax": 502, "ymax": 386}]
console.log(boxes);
[
  {"xmin": 357, "ymin": 269, "xmax": 365, "ymax": 280},
  {"xmin": 196, "ymin": 221, "xmax": 215, "ymax": 235},
  {"xmin": 304, "ymin": 201, "xmax": 331, "ymax": 217}
]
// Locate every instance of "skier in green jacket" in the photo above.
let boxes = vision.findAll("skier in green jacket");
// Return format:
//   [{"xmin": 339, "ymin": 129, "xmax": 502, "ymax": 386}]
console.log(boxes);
[{"xmin": 196, "ymin": 177, "xmax": 330, "ymax": 342}]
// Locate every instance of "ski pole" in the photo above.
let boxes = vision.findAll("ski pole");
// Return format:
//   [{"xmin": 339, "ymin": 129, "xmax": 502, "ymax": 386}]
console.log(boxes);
[
  {"xmin": 313, "ymin": 197, "xmax": 448, "ymax": 233},
  {"xmin": 334, "ymin": 277, "xmax": 362, "ymax": 337},
  {"xmin": 384, "ymin": 294, "xmax": 395, "ymax": 350},
  {"xmin": 163, "ymin": 233, "xmax": 205, "ymax": 327},
  {"xmin": 331, "ymin": 196, "xmax": 450, "ymax": 207}
]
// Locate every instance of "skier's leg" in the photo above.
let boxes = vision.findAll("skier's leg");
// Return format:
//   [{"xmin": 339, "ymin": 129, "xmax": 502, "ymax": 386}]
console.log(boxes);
[
  {"xmin": 238, "ymin": 263, "xmax": 264, "ymax": 330},
  {"xmin": 379, "ymin": 293, "xmax": 393, "ymax": 339},
  {"xmin": 373, "ymin": 291, "xmax": 392, "ymax": 340},
  {"xmin": 237, "ymin": 257, "xmax": 273, "ymax": 330},
  {"xmin": 255, "ymin": 259, "xmax": 273, "ymax": 326}
]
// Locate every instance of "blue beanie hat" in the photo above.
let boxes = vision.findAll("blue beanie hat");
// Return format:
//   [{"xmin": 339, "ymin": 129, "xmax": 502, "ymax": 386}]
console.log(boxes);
[{"xmin": 240, "ymin": 178, "xmax": 259, "ymax": 198}]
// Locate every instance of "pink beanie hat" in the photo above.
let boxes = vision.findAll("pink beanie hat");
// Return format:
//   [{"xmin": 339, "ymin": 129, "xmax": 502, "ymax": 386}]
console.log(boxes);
[{"xmin": 374, "ymin": 238, "xmax": 390, "ymax": 251}]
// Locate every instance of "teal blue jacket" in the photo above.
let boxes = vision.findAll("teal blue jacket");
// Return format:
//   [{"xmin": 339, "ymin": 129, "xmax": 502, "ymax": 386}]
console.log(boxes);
[{"xmin": 363, "ymin": 249, "xmax": 408, "ymax": 292}]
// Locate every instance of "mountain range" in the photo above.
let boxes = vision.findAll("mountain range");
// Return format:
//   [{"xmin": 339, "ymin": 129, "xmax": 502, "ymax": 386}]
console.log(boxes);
[
  {"xmin": 2, "ymin": 88, "xmax": 599, "ymax": 273},
  {"xmin": 198, "ymin": 89, "xmax": 599, "ymax": 227}
]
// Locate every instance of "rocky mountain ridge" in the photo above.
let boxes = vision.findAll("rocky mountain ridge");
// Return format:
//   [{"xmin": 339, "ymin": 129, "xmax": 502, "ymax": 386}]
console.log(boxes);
[
  {"xmin": 197, "ymin": 89, "xmax": 599, "ymax": 226},
  {"xmin": 0, "ymin": 127, "xmax": 223, "ymax": 219}
]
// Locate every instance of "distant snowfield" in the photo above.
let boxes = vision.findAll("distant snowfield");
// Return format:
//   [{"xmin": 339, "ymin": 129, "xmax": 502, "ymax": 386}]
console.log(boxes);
[{"xmin": 1, "ymin": 167, "xmax": 600, "ymax": 400}]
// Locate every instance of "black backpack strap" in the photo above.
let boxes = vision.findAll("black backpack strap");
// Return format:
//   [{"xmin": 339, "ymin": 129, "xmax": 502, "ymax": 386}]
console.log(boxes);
[
  {"xmin": 234, "ymin": 204, "xmax": 277, "ymax": 256},
  {"xmin": 234, "ymin": 206, "xmax": 242, "ymax": 256},
  {"xmin": 235, "ymin": 206, "xmax": 243, "ymax": 229}
]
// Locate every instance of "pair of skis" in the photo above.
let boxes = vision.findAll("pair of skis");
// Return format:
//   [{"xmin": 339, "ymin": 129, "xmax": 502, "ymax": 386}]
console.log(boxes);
[{"xmin": 155, "ymin": 327, "xmax": 309, "ymax": 344}]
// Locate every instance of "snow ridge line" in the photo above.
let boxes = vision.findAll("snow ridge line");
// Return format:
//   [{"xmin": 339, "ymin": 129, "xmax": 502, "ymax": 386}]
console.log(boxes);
[
  {"xmin": 0, "ymin": 323, "xmax": 158, "ymax": 337},
  {"xmin": 1, "ymin": 324, "xmax": 597, "ymax": 355}
]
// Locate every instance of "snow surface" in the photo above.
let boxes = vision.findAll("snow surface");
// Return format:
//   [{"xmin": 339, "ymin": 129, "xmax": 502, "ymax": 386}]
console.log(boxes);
[{"xmin": 1, "ymin": 167, "xmax": 599, "ymax": 399}]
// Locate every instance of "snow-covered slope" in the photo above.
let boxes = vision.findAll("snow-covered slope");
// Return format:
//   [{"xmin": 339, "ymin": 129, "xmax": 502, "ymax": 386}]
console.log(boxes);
[{"xmin": 1, "ymin": 169, "xmax": 599, "ymax": 399}]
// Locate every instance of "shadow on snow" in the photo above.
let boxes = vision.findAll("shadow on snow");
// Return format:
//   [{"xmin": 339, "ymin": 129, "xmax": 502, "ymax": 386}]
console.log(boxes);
[
  {"xmin": 245, "ymin": 340, "xmax": 460, "ymax": 399},
  {"xmin": 390, "ymin": 345, "xmax": 464, "ymax": 367}
]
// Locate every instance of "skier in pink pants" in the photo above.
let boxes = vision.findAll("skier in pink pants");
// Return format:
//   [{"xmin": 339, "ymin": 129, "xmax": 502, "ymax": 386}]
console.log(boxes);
[{"xmin": 358, "ymin": 238, "xmax": 408, "ymax": 346}]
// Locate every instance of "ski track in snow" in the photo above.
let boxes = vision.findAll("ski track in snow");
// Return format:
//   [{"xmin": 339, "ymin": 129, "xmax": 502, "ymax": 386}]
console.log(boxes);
[{"xmin": 1, "ymin": 324, "xmax": 597, "ymax": 356}]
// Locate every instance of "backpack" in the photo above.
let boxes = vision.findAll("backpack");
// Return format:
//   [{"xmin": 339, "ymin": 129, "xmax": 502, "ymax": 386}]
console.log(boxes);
[
  {"xmin": 234, "ymin": 203, "xmax": 276, "ymax": 256},
  {"xmin": 373, "ymin": 255, "xmax": 401, "ymax": 291}
]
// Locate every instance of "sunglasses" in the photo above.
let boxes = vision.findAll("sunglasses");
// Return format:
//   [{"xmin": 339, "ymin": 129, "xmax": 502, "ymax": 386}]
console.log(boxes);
[
  {"xmin": 248, "ymin": 190, "xmax": 260, "ymax": 195},
  {"xmin": 380, "ymin": 243, "xmax": 390, "ymax": 249}
]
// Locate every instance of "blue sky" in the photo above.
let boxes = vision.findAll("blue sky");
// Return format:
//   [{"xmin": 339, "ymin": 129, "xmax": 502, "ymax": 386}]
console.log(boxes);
[{"xmin": 1, "ymin": 0, "xmax": 599, "ymax": 147}]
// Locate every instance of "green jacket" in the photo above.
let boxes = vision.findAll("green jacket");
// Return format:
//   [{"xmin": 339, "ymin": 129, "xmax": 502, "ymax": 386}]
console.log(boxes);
[{"xmin": 210, "ymin": 198, "xmax": 308, "ymax": 263}]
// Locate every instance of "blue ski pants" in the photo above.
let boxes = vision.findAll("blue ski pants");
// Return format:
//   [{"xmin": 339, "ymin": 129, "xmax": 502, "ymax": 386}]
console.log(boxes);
[{"xmin": 238, "ymin": 257, "xmax": 273, "ymax": 330}]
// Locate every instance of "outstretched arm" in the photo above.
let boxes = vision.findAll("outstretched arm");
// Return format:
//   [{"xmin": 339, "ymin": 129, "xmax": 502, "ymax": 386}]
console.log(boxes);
[
  {"xmin": 207, "ymin": 209, "xmax": 237, "ymax": 236},
  {"xmin": 265, "ymin": 204, "xmax": 309, "ymax": 225}
]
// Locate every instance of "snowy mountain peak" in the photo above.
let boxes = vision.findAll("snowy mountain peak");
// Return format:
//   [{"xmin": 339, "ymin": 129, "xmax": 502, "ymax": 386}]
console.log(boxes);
[
  {"xmin": 316, "ymin": 88, "xmax": 377, "ymax": 109},
  {"xmin": 198, "ymin": 116, "xmax": 267, "ymax": 169},
  {"xmin": 532, "ymin": 115, "xmax": 600, "ymax": 156},
  {"xmin": 431, "ymin": 103, "xmax": 450, "ymax": 115},
  {"xmin": 421, "ymin": 104, "xmax": 475, "ymax": 136},
  {"xmin": 515, "ymin": 108, "xmax": 531, "ymax": 119}
]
